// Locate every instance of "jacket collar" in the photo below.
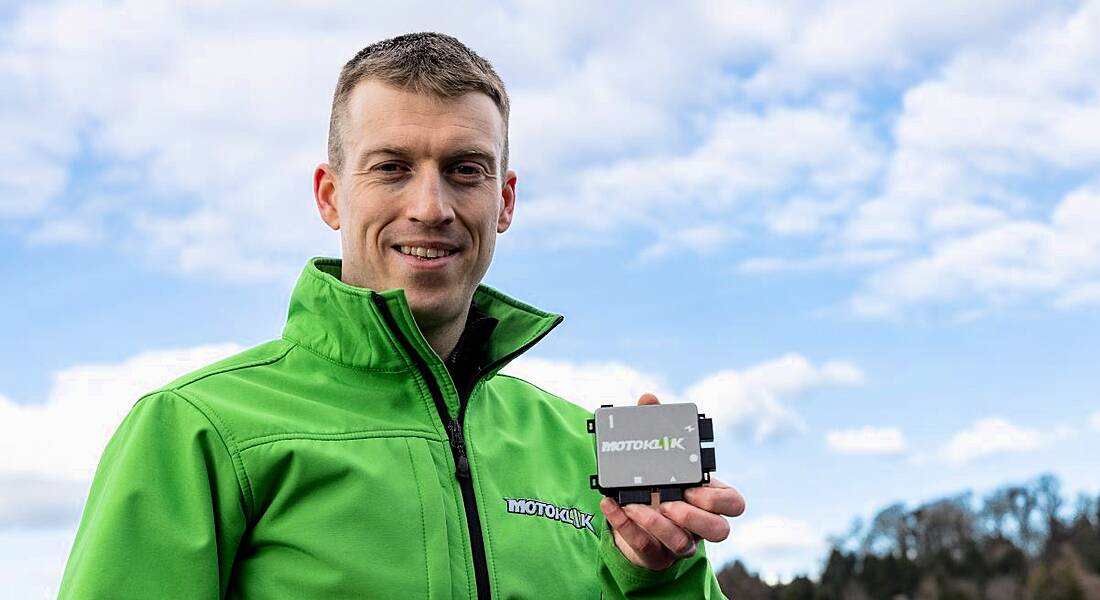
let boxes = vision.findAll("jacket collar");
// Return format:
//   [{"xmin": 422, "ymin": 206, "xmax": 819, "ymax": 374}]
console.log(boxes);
[{"xmin": 282, "ymin": 257, "xmax": 563, "ymax": 376}]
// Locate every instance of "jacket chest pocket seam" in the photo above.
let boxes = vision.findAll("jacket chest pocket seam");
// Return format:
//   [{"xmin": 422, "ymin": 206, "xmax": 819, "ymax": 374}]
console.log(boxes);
[
  {"xmin": 237, "ymin": 429, "xmax": 443, "ymax": 451},
  {"xmin": 404, "ymin": 437, "xmax": 432, "ymax": 599}
]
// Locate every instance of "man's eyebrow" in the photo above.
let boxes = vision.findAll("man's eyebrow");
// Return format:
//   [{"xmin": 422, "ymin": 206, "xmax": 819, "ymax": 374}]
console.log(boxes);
[
  {"xmin": 449, "ymin": 148, "xmax": 497, "ymax": 167},
  {"xmin": 355, "ymin": 145, "xmax": 498, "ymax": 171},
  {"xmin": 355, "ymin": 145, "xmax": 413, "ymax": 170}
]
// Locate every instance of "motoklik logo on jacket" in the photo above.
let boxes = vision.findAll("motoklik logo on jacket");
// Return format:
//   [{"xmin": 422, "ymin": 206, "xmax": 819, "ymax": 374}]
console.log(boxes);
[
  {"xmin": 600, "ymin": 436, "xmax": 685, "ymax": 453},
  {"xmin": 504, "ymin": 498, "xmax": 595, "ymax": 534}
]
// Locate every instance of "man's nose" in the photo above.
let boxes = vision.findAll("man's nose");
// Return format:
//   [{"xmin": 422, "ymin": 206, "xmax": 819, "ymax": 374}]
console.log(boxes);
[{"xmin": 406, "ymin": 168, "xmax": 455, "ymax": 227}]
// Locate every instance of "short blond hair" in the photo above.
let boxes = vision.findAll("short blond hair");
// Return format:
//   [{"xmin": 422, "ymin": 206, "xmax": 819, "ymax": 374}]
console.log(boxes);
[{"xmin": 327, "ymin": 32, "xmax": 510, "ymax": 177}]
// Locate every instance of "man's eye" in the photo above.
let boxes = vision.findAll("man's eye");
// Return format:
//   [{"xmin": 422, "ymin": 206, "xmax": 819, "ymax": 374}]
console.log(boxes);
[
  {"xmin": 452, "ymin": 164, "xmax": 485, "ymax": 177},
  {"xmin": 378, "ymin": 163, "xmax": 405, "ymax": 173}
]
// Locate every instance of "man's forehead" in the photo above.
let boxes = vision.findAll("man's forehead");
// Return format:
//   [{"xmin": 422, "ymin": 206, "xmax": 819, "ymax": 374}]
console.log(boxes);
[{"xmin": 345, "ymin": 80, "xmax": 503, "ymax": 143}]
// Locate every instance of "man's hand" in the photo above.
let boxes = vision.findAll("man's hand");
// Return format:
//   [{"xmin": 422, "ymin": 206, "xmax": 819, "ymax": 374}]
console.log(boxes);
[{"xmin": 598, "ymin": 393, "xmax": 746, "ymax": 571}]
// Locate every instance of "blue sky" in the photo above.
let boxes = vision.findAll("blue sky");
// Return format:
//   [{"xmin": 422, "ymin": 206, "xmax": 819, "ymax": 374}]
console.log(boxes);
[{"xmin": 2, "ymin": 0, "xmax": 1100, "ymax": 593}]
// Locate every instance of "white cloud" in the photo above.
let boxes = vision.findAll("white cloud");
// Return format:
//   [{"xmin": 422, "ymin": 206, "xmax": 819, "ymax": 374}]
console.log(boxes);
[
  {"xmin": 0, "ymin": 527, "xmax": 75, "ymax": 600},
  {"xmin": 1056, "ymin": 282, "xmax": 1100, "ymax": 309},
  {"xmin": 764, "ymin": 197, "xmax": 852, "ymax": 237},
  {"xmin": 685, "ymin": 354, "xmax": 864, "ymax": 442},
  {"xmin": 1091, "ymin": 411, "xmax": 1100, "ymax": 431},
  {"xmin": 504, "ymin": 2, "xmax": 789, "ymax": 174},
  {"xmin": 522, "ymin": 105, "xmax": 882, "ymax": 241},
  {"xmin": 0, "ymin": 32, "xmax": 77, "ymax": 218},
  {"xmin": 0, "ymin": 476, "xmax": 87, "ymax": 529},
  {"xmin": 738, "ymin": 248, "xmax": 899, "ymax": 273},
  {"xmin": 730, "ymin": 515, "xmax": 822, "ymax": 555},
  {"xmin": 834, "ymin": 2, "xmax": 1100, "ymax": 316},
  {"xmin": 940, "ymin": 417, "xmax": 1042, "ymax": 465},
  {"xmin": 635, "ymin": 224, "xmax": 736, "ymax": 262},
  {"xmin": 741, "ymin": 353, "xmax": 865, "ymax": 393},
  {"xmin": 741, "ymin": 0, "xmax": 1053, "ymax": 97},
  {"xmin": 499, "ymin": 357, "xmax": 675, "ymax": 411},
  {"xmin": 504, "ymin": 353, "xmax": 864, "ymax": 442},
  {"xmin": 0, "ymin": 343, "xmax": 242, "ymax": 484},
  {"xmin": 826, "ymin": 426, "xmax": 907, "ymax": 455},
  {"xmin": 842, "ymin": 1, "xmax": 1100, "ymax": 243},
  {"xmin": 711, "ymin": 515, "xmax": 826, "ymax": 582},
  {"xmin": 851, "ymin": 184, "xmax": 1100, "ymax": 316},
  {"xmin": 25, "ymin": 220, "xmax": 102, "ymax": 246}
]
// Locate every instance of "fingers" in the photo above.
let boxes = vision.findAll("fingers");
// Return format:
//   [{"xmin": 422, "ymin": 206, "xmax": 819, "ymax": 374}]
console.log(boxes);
[
  {"xmin": 600, "ymin": 498, "xmax": 676, "ymax": 570},
  {"xmin": 637, "ymin": 393, "xmax": 660, "ymax": 406},
  {"xmin": 602, "ymin": 481, "xmax": 747, "ymax": 570},
  {"xmin": 658, "ymin": 501, "xmax": 731, "ymax": 543},
  {"xmin": 684, "ymin": 479, "xmax": 746, "ymax": 518},
  {"xmin": 622, "ymin": 503, "xmax": 697, "ymax": 558},
  {"xmin": 600, "ymin": 498, "xmax": 660, "ymax": 556}
]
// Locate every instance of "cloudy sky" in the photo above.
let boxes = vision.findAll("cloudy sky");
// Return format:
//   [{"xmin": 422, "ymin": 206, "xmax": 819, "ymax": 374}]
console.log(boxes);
[{"xmin": 2, "ymin": 0, "xmax": 1099, "ymax": 594}]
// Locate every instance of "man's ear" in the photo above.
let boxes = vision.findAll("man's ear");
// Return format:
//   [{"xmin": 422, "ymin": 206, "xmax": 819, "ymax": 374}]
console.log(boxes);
[
  {"xmin": 314, "ymin": 163, "xmax": 340, "ymax": 230},
  {"xmin": 497, "ymin": 169, "xmax": 517, "ymax": 234}
]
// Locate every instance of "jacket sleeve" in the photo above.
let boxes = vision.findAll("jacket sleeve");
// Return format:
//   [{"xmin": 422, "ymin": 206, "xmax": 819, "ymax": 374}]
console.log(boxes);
[
  {"xmin": 596, "ymin": 520, "xmax": 727, "ymax": 599},
  {"xmin": 58, "ymin": 390, "xmax": 250, "ymax": 599}
]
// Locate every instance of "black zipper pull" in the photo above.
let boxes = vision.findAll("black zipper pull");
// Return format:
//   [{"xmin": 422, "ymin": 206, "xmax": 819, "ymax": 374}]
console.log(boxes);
[
  {"xmin": 454, "ymin": 451, "xmax": 470, "ymax": 479},
  {"xmin": 446, "ymin": 420, "xmax": 471, "ymax": 478}
]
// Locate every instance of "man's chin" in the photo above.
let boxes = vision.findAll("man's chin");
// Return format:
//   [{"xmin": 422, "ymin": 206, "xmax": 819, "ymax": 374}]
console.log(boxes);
[{"xmin": 403, "ymin": 290, "xmax": 466, "ymax": 324}]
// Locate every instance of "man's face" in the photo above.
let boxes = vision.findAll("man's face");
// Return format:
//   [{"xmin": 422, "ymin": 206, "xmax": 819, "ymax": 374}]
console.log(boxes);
[{"xmin": 315, "ymin": 80, "xmax": 515, "ymax": 329}]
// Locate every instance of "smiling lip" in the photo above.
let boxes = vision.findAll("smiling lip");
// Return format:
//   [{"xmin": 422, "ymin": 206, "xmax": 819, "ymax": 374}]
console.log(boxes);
[
  {"xmin": 393, "ymin": 240, "xmax": 460, "ymax": 251},
  {"xmin": 390, "ymin": 246, "xmax": 460, "ymax": 271}
]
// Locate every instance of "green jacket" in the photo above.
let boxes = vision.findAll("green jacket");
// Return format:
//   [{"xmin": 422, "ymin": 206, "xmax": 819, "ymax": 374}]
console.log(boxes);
[{"xmin": 60, "ymin": 257, "xmax": 726, "ymax": 599}]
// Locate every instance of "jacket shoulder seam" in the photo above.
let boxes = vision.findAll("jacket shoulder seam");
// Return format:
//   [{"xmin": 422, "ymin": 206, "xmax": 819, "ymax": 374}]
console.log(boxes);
[
  {"xmin": 166, "ymin": 341, "xmax": 295, "ymax": 392},
  {"xmin": 156, "ymin": 388, "xmax": 257, "ymax": 521},
  {"xmin": 280, "ymin": 335, "xmax": 411, "ymax": 374}
]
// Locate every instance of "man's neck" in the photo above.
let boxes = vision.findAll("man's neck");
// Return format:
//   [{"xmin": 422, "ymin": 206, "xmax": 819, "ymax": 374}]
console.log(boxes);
[
  {"xmin": 337, "ymin": 267, "xmax": 469, "ymax": 361},
  {"xmin": 416, "ymin": 305, "xmax": 469, "ymax": 362}
]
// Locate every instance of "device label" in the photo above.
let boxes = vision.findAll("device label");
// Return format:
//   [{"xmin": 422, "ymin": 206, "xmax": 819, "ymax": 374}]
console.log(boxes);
[
  {"xmin": 503, "ymin": 497, "xmax": 595, "ymax": 534},
  {"xmin": 600, "ymin": 436, "xmax": 686, "ymax": 453}
]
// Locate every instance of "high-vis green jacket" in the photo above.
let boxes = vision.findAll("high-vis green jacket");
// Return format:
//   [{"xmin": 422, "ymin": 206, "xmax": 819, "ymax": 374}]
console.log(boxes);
[{"xmin": 59, "ymin": 257, "xmax": 726, "ymax": 599}]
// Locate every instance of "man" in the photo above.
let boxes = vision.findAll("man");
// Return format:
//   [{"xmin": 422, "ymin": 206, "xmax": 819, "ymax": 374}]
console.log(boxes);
[{"xmin": 59, "ymin": 32, "xmax": 744, "ymax": 598}]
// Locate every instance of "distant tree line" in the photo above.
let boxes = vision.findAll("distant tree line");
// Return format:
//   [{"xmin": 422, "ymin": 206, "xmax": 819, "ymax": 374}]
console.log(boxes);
[{"xmin": 717, "ymin": 473, "xmax": 1100, "ymax": 599}]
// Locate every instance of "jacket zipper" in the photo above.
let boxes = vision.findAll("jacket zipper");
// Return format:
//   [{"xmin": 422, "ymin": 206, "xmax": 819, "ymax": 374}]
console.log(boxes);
[
  {"xmin": 370, "ymin": 293, "xmax": 491, "ymax": 600},
  {"xmin": 444, "ymin": 313, "xmax": 562, "ymax": 597},
  {"xmin": 371, "ymin": 292, "xmax": 564, "ymax": 600}
]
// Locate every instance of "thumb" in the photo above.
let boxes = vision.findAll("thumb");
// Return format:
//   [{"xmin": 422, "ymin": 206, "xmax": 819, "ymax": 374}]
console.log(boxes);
[{"xmin": 637, "ymin": 393, "xmax": 660, "ymax": 406}]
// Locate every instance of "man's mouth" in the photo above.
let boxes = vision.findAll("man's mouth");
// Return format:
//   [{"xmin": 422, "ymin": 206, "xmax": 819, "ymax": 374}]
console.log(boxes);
[
  {"xmin": 390, "ymin": 244, "xmax": 461, "ymax": 268},
  {"xmin": 396, "ymin": 245, "xmax": 455, "ymax": 260}
]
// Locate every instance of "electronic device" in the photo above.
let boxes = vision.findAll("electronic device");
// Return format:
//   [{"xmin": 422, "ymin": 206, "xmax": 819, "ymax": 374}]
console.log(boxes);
[{"xmin": 587, "ymin": 403, "xmax": 716, "ymax": 505}]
